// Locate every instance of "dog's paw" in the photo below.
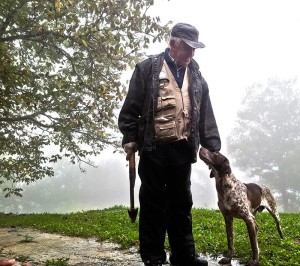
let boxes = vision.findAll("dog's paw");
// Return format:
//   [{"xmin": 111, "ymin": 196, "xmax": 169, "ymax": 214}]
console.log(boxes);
[{"xmin": 218, "ymin": 257, "xmax": 232, "ymax": 264}]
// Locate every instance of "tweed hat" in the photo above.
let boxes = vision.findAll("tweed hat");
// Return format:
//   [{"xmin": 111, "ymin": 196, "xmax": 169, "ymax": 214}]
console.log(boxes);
[{"xmin": 171, "ymin": 23, "xmax": 205, "ymax": 48}]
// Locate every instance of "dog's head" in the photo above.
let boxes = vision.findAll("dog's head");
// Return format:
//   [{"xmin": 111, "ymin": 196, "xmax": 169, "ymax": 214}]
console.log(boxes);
[{"xmin": 199, "ymin": 147, "xmax": 231, "ymax": 178}]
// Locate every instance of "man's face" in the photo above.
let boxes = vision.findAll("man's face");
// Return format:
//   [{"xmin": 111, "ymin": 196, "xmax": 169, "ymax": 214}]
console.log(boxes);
[{"xmin": 170, "ymin": 40, "xmax": 195, "ymax": 67}]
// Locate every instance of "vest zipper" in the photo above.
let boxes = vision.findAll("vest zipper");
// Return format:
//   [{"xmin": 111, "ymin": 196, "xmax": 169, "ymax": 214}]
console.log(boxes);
[{"xmin": 180, "ymin": 89, "xmax": 188, "ymax": 117}]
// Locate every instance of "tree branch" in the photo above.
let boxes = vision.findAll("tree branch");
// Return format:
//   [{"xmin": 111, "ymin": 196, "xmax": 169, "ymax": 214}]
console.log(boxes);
[{"xmin": 0, "ymin": 110, "xmax": 46, "ymax": 122}]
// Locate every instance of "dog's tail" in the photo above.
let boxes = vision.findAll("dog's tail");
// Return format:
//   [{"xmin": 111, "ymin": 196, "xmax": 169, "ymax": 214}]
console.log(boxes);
[{"xmin": 261, "ymin": 186, "xmax": 284, "ymax": 239}]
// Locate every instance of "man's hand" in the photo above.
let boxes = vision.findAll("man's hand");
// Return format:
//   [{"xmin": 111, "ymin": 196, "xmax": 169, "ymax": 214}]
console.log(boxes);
[{"xmin": 124, "ymin": 142, "xmax": 138, "ymax": 161}]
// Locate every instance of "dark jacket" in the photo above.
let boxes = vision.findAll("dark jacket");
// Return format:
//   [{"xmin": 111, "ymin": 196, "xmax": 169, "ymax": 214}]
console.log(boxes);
[{"xmin": 118, "ymin": 51, "xmax": 221, "ymax": 163}]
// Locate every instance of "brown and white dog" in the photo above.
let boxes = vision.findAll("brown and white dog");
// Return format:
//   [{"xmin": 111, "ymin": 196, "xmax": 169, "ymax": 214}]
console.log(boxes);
[{"xmin": 199, "ymin": 147, "xmax": 283, "ymax": 266}]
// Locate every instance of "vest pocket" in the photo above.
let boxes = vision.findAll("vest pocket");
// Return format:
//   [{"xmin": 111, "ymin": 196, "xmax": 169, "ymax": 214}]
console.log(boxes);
[
  {"xmin": 155, "ymin": 95, "xmax": 178, "ymax": 143},
  {"xmin": 155, "ymin": 120, "xmax": 178, "ymax": 144}
]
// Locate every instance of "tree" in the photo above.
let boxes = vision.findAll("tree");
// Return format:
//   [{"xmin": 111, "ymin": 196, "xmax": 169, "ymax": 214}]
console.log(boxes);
[
  {"xmin": 227, "ymin": 78, "xmax": 300, "ymax": 212},
  {"xmin": 0, "ymin": 0, "xmax": 170, "ymax": 196}
]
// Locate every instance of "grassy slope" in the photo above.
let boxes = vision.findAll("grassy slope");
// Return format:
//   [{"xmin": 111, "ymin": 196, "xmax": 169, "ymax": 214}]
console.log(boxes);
[{"xmin": 0, "ymin": 206, "xmax": 299, "ymax": 265}]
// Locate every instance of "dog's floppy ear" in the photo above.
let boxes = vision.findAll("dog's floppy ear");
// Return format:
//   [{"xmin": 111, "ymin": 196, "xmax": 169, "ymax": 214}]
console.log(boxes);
[{"xmin": 220, "ymin": 160, "xmax": 231, "ymax": 177}]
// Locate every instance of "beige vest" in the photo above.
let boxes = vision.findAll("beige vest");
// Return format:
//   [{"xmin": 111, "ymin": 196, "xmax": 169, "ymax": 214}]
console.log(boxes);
[{"xmin": 154, "ymin": 61, "xmax": 191, "ymax": 144}]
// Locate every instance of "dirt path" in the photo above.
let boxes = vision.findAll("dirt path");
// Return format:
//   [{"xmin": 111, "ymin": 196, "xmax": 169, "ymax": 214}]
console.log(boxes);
[{"xmin": 0, "ymin": 227, "xmax": 225, "ymax": 266}]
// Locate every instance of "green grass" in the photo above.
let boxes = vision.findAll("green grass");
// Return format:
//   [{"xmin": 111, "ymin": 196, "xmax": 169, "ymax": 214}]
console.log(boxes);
[{"xmin": 0, "ymin": 206, "xmax": 299, "ymax": 265}]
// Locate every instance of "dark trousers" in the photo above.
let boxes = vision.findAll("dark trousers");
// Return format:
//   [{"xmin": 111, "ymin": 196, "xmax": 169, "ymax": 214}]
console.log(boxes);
[{"xmin": 138, "ymin": 140, "xmax": 196, "ymax": 264}]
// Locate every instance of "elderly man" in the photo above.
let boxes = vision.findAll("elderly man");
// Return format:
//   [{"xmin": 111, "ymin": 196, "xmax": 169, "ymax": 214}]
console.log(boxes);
[{"xmin": 118, "ymin": 23, "xmax": 221, "ymax": 266}]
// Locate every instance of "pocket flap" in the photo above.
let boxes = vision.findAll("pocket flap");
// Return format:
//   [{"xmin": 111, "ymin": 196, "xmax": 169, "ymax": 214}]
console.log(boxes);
[
  {"xmin": 157, "ymin": 121, "xmax": 175, "ymax": 130},
  {"xmin": 157, "ymin": 95, "xmax": 176, "ymax": 111}
]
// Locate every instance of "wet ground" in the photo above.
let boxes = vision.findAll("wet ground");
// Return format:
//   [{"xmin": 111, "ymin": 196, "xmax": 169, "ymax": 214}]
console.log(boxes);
[{"xmin": 0, "ymin": 227, "xmax": 230, "ymax": 266}]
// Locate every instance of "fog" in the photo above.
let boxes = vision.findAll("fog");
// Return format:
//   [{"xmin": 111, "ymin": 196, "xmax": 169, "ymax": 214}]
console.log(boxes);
[
  {"xmin": 0, "ymin": 146, "xmax": 255, "ymax": 214},
  {"xmin": 1, "ymin": 0, "xmax": 300, "ymax": 213}
]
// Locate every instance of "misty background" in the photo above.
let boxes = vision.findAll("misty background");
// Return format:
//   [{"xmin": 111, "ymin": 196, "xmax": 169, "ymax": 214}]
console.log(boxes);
[{"xmin": 1, "ymin": 0, "xmax": 300, "ymax": 213}]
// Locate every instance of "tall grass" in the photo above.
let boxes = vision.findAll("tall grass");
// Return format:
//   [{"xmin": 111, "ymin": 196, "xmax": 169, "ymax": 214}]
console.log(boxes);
[{"xmin": 0, "ymin": 206, "xmax": 299, "ymax": 265}]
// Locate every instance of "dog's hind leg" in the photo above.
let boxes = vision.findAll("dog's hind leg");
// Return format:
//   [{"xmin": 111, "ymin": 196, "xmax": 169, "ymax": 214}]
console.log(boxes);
[
  {"xmin": 261, "ymin": 186, "xmax": 284, "ymax": 239},
  {"xmin": 267, "ymin": 208, "xmax": 284, "ymax": 239},
  {"xmin": 219, "ymin": 215, "xmax": 234, "ymax": 265}
]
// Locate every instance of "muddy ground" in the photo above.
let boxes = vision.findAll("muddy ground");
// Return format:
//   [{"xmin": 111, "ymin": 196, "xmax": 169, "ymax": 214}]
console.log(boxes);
[{"xmin": 0, "ymin": 227, "xmax": 231, "ymax": 266}]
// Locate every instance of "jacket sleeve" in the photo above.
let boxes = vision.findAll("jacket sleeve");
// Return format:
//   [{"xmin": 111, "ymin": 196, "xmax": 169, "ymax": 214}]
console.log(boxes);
[
  {"xmin": 118, "ymin": 62, "xmax": 148, "ymax": 146},
  {"xmin": 199, "ymin": 78, "xmax": 221, "ymax": 152}
]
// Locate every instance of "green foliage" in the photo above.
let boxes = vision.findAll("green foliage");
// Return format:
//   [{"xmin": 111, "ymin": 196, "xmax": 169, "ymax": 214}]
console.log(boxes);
[
  {"xmin": 0, "ymin": 207, "xmax": 299, "ymax": 265},
  {"xmin": 0, "ymin": 0, "xmax": 171, "ymax": 196},
  {"xmin": 227, "ymin": 78, "xmax": 300, "ymax": 212}
]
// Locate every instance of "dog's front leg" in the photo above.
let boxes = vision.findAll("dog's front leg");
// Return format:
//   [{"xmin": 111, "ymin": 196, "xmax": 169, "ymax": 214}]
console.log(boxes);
[
  {"xmin": 219, "ymin": 215, "xmax": 233, "ymax": 265},
  {"xmin": 245, "ymin": 216, "xmax": 259, "ymax": 266}
]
